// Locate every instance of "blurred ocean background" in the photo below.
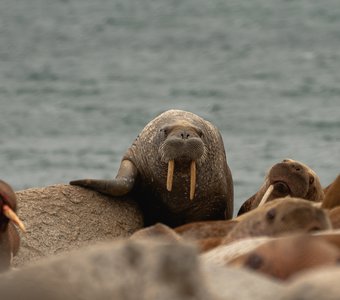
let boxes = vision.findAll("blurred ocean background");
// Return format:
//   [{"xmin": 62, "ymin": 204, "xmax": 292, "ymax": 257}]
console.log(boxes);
[{"xmin": 1, "ymin": 0, "xmax": 339, "ymax": 214}]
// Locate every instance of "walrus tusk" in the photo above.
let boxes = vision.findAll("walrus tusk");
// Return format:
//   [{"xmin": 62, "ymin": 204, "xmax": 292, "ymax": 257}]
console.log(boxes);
[
  {"xmin": 190, "ymin": 160, "xmax": 196, "ymax": 200},
  {"xmin": 167, "ymin": 160, "xmax": 175, "ymax": 191},
  {"xmin": 258, "ymin": 184, "xmax": 274, "ymax": 207},
  {"xmin": 3, "ymin": 204, "xmax": 26, "ymax": 232}
]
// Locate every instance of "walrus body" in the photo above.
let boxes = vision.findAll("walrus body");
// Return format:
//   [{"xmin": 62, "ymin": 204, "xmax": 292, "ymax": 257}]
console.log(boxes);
[
  {"xmin": 238, "ymin": 159, "xmax": 324, "ymax": 216},
  {"xmin": 70, "ymin": 110, "xmax": 233, "ymax": 227},
  {"xmin": 194, "ymin": 197, "xmax": 332, "ymax": 252}
]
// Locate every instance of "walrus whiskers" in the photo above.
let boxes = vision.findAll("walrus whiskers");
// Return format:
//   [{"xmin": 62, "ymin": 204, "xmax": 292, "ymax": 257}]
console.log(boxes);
[
  {"xmin": 3, "ymin": 205, "xmax": 26, "ymax": 232},
  {"xmin": 167, "ymin": 160, "xmax": 175, "ymax": 191},
  {"xmin": 258, "ymin": 184, "xmax": 274, "ymax": 207},
  {"xmin": 190, "ymin": 160, "xmax": 196, "ymax": 200}
]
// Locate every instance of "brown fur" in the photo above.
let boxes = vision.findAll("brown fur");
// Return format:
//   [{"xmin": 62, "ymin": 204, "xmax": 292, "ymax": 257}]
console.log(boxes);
[{"xmin": 238, "ymin": 159, "xmax": 324, "ymax": 216}]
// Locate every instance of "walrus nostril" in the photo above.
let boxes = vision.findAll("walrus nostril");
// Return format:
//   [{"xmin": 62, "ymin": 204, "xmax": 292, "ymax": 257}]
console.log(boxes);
[{"xmin": 180, "ymin": 132, "xmax": 190, "ymax": 139}]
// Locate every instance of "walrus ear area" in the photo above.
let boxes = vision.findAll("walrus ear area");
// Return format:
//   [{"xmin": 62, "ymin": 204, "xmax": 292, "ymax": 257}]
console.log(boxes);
[
  {"xmin": 266, "ymin": 208, "xmax": 276, "ymax": 222},
  {"xmin": 309, "ymin": 174, "xmax": 314, "ymax": 185}
]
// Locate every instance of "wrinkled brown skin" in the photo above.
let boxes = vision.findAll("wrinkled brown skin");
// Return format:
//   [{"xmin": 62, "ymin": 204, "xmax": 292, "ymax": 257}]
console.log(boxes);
[
  {"xmin": 197, "ymin": 198, "xmax": 332, "ymax": 252},
  {"xmin": 322, "ymin": 175, "xmax": 340, "ymax": 209},
  {"xmin": 238, "ymin": 159, "xmax": 324, "ymax": 216},
  {"xmin": 0, "ymin": 180, "xmax": 20, "ymax": 272},
  {"xmin": 70, "ymin": 110, "xmax": 233, "ymax": 227},
  {"xmin": 228, "ymin": 234, "xmax": 340, "ymax": 280}
]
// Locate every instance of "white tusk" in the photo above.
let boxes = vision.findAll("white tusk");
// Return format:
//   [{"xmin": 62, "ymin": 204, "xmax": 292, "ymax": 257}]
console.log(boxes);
[
  {"xmin": 3, "ymin": 205, "xmax": 26, "ymax": 232},
  {"xmin": 258, "ymin": 184, "xmax": 274, "ymax": 207},
  {"xmin": 190, "ymin": 161, "xmax": 196, "ymax": 200},
  {"xmin": 167, "ymin": 160, "xmax": 175, "ymax": 192}
]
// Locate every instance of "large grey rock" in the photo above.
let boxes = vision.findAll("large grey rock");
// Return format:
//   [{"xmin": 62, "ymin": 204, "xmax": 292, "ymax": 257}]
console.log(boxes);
[{"xmin": 14, "ymin": 184, "xmax": 143, "ymax": 266}]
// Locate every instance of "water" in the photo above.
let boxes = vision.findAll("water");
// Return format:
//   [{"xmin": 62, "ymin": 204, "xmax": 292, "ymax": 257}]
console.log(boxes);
[{"xmin": 1, "ymin": 0, "xmax": 339, "ymax": 214}]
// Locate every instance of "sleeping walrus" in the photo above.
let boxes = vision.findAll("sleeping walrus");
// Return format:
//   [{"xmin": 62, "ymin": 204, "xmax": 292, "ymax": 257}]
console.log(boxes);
[{"xmin": 70, "ymin": 109, "xmax": 233, "ymax": 227}]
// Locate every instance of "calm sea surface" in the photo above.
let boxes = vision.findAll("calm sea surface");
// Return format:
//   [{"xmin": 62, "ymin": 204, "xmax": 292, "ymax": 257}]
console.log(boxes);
[{"xmin": 1, "ymin": 0, "xmax": 339, "ymax": 214}]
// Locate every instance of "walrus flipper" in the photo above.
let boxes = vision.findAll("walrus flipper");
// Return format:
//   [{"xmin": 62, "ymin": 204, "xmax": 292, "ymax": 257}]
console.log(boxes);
[{"xmin": 70, "ymin": 159, "xmax": 138, "ymax": 197}]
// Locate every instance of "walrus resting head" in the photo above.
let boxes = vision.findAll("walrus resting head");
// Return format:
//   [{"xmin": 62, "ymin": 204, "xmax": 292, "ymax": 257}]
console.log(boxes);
[
  {"xmin": 228, "ymin": 234, "xmax": 340, "ymax": 280},
  {"xmin": 158, "ymin": 120, "xmax": 207, "ymax": 200},
  {"xmin": 229, "ymin": 198, "xmax": 332, "ymax": 242},
  {"xmin": 238, "ymin": 159, "xmax": 324, "ymax": 215}
]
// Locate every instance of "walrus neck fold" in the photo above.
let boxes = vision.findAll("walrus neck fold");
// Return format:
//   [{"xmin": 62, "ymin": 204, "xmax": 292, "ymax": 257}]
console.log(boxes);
[{"xmin": 166, "ymin": 160, "xmax": 196, "ymax": 200}]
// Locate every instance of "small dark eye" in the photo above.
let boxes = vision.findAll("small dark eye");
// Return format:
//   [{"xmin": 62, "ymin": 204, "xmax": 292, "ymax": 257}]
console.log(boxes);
[
  {"xmin": 246, "ymin": 253, "xmax": 263, "ymax": 270},
  {"xmin": 266, "ymin": 208, "xmax": 276, "ymax": 221}
]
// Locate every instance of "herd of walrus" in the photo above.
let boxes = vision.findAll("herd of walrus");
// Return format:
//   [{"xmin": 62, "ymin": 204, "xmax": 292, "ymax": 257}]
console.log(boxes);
[{"xmin": 1, "ymin": 109, "xmax": 340, "ymax": 284}]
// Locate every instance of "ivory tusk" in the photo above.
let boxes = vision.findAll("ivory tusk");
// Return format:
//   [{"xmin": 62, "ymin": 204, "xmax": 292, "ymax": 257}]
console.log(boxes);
[
  {"xmin": 258, "ymin": 184, "xmax": 274, "ymax": 207},
  {"xmin": 3, "ymin": 204, "xmax": 26, "ymax": 232},
  {"xmin": 190, "ymin": 161, "xmax": 196, "ymax": 200},
  {"xmin": 167, "ymin": 160, "xmax": 175, "ymax": 191}
]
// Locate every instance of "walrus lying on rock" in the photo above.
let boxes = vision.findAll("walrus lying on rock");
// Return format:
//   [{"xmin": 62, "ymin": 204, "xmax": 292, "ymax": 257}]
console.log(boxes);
[
  {"xmin": 238, "ymin": 159, "xmax": 324, "ymax": 216},
  {"xmin": 70, "ymin": 110, "xmax": 233, "ymax": 227}
]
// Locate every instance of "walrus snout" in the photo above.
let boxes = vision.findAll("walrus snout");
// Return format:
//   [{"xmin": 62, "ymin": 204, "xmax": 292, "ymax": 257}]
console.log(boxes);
[{"xmin": 159, "ymin": 123, "xmax": 207, "ymax": 201}]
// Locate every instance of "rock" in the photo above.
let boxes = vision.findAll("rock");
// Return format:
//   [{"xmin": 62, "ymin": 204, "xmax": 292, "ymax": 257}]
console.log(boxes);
[
  {"xmin": 13, "ymin": 184, "xmax": 143, "ymax": 267},
  {"xmin": 281, "ymin": 267, "xmax": 340, "ymax": 300}
]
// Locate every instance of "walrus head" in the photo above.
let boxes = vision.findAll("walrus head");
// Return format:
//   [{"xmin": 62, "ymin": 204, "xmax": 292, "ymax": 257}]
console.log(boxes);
[
  {"xmin": 158, "ymin": 121, "xmax": 207, "ymax": 200},
  {"xmin": 0, "ymin": 180, "xmax": 26, "ymax": 233},
  {"xmin": 257, "ymin": 159, "xmax": 323, "ymax": 207}
]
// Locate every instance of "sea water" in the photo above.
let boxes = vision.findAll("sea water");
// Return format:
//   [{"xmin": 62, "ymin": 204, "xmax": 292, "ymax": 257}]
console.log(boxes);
[{"xmin": 1, "ymin": 0, "xmax": 339, "ymax": 214}]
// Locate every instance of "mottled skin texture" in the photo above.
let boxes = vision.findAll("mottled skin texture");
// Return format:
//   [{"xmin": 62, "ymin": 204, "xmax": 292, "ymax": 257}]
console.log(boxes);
[
  {"xmin": 229, "ymin": 234, "xmax": 340, "ymax": 280},
  {"xmin": 70, "ymin": 110, "xmax": 233, "ymax": 227},
  {"xmin": 238, "ymin": 159, "xmax": 324, "ymax": 216},
  {"xmin": 0, "ymin": 180, "xmax": 20, "ymax": 272}
]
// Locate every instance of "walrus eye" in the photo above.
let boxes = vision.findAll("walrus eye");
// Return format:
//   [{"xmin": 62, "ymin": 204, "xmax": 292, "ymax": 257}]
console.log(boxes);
[
  {"xmin": 245, "ymin": 253, "xmax": 263, "ymax": 270},
  {"xmin": 160, "ymin": 126, "xmax": 170, "ymax": 136},
  {"xmin": 266, "ymin": 208, "xmax": 276, "ymax": 221}
]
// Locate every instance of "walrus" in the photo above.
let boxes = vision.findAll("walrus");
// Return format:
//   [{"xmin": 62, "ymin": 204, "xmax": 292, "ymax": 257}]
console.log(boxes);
[
  {"xmin": 70, "ymin": 109, "xmax": 233, "ymax": 227},
  {"xmin": 238, "ymin": 159, "xmax": 324, "ymax": 216},
  {"xmin": 0, "ymin": 180, "xmax": 26, "ymax": 271},
  {"xmin": 322, "ymin": 174, "xmax": 340, "ymax": 209},
  {"xmin": 196, "ymin": 197, "xmax": 332, "ymax": 252},
  {"xmin": 228, "ymin": 234, "xmax": 340, "ymax": 280},
  {"xmin": 139, "ymin": 197, "xmax": 331, "ymax": 253}
]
